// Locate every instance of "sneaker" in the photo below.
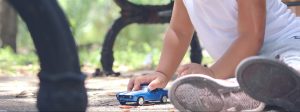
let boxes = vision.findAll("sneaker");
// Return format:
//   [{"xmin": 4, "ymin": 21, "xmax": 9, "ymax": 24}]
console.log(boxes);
[
  {"xmin": 169, "ymin": 75, "xmax": 265, "ymax": 112},
  {"xmin": 236, "ymin": 56, "xmax": 300, "ymax": 111}
]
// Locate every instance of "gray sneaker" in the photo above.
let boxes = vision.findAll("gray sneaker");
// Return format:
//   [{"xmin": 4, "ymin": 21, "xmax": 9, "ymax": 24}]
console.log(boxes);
[
  {"xmin": 236, "ymin": 56, "xmax": 300, "ymax": 111},
  {"xmin": 169, "ymin": 75, "xmax": 265, "ymax": 112}
]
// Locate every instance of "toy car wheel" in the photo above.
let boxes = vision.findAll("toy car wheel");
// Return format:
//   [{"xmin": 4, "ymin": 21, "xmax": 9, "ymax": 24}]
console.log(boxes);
[
  {"xmin": 119, "ymin": 101, "xmax": 126, "ymax": 105},
  {"xmin": 160, "ymin": 95, "xmax": 168, "ymax": 103},
  {"xmin": 137, "ymin": 97, "xmax": 144, "ymax": 106}
]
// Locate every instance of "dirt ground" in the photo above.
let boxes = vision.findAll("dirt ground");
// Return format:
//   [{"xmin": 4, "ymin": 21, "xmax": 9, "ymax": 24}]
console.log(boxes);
[
  {"xmin": 0, "ymin": 71, "xmax": 282, "ymax": 112},
  {"xmin": 0, "ymin": 71, "xmax": 177, "ymax": 112}
]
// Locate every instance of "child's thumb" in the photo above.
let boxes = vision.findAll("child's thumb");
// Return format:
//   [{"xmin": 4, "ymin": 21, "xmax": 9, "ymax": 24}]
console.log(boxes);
[{"xmin": 148, "ymin": 79, "xmax": 161, "ymax": 91}]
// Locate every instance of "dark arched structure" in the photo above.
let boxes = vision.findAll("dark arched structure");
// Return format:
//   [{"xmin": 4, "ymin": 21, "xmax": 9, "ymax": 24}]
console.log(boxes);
[
  {"xmin": 8, "ymin": 0, "xmax": 87, "ymax": 111},
  {"xmin": 101, "ymin": 0, "xmax": 202, "ymax": 76}
]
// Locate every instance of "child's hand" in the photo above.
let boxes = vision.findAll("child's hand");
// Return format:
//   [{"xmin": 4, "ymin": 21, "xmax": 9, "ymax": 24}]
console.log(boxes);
[
  {"xmin": 127, "ymin": 71, "xmax": 169, "ymax": 91},
  {"xmin": 176, "ymin": 63, "xmax": 215, "ymax": 78}
]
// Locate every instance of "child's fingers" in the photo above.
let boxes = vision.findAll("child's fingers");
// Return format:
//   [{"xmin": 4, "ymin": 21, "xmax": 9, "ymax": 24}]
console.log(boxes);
[
  {"xmin": 148, "ymin": 79, "xmax": 161, "ymax": 91},
  {"xmin": 181, "ymin": 70, "xmax": 191, "ymax": 76},
  {"xmin": 132, "ymin": 77, "xmax": 143, "ymax": 91},
  {"xmin": 178, "ymin": 68, "xmax": 192, "ymax": 77},
  {"xmin": 127, "ymin": 77, "xmax": 135, "ymax": 91},
  {"xmin": 177, "ymin": 64, "xmax": 189, "ymax": 75}
]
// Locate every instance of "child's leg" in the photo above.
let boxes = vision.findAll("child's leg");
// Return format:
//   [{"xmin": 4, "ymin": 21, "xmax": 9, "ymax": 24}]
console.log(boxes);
[
  {"xmin": 236, "ymin": 55, "xmax": 300, "ymax": 111},
  {"xmin": 169, "ymin": 75, "xmax": 265, "ymax": 111}
]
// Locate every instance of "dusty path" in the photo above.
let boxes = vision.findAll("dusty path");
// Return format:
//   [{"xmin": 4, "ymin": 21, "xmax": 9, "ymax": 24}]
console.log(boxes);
[
  {"xmin": 0, "ymin": 72, "xmax": 281, "ymax": 111},
  {"xmin": 0, "ymin": 73, "xmax": 176, "ymax": 112}
]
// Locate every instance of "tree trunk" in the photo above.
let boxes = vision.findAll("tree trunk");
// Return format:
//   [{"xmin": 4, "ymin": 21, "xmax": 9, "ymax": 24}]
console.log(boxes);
[{"xmin": 0, "ymin": 0, "xmax": 17, "ymax": 52}]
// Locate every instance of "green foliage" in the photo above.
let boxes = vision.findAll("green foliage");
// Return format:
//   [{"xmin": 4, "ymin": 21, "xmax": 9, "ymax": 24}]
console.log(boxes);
[
  {"xmin": 128, "ymin": 0, "xmax": 171, "ymax": 5},
  {"xmin": 58, "ymin": 0, "xmax": 172, "ymax": 71},
  {"xmin": 2, "ymin": 0, "xmax": 213, "ymax": 75},
  {"xmin": 0, "ymin": 47, "xmax": 38, "ymax": 76},
  {"xmin": 0, "ymin": 47, "xmax": 37, "ymax": 65}
]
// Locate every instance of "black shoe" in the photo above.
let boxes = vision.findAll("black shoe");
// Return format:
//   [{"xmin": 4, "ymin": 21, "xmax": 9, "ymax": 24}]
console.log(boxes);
[
  {"xmin": 37, "ymin": 72, "xmax": 88, "ymax": 111},
  {"xmin": 237, "ymin": 56, "xmax": 300, "ymax": 111}
]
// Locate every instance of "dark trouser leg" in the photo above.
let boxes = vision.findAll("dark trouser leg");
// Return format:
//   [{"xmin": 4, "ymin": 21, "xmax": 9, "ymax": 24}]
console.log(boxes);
[
  {"xmin": 8, "ymin": 0, "xmax": 87, "ymax": 111},
  {"xmin": 190, "ymin": 33, "xmax": 202, "ymax": 64}
]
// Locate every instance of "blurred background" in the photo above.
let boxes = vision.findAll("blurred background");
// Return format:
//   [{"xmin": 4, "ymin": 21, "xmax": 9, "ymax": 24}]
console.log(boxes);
[
  {"xmin": 0, "ymin": 0, "xmax": 213, "ymax": 76},
  {"xmin": 0, "ymin": 0, "xmax": 298, "ymax": 111},
  {"xmin": 0, "ymin": 0, "xmax": 298, "ymax": 76}
]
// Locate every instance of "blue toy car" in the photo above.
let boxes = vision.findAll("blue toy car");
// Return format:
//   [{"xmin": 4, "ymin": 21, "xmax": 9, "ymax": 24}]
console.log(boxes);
[{"xmin": 116, "ymin": 84, "xmax": 168, "ymax": 105}]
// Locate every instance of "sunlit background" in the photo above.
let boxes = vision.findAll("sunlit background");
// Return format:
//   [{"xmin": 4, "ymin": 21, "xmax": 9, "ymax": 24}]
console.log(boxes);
[{"xmin": 0, "ymin": 0, "xmax": 214, "ymax": 76}]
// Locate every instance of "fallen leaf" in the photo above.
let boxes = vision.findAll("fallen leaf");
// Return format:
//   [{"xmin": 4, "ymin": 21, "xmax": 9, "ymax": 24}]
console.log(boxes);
[
  {"xmin": 16, "ymin": 90, "xmax": 35, "ymax": 98},
  {"xmin": 141, "ymin": 104, "xmax": 154, "ymax": 106},
  {"xmin": 106, "ymin": 92, "xmax": 116, "ymax": 96},
  {"xmin": 119, "ymin": 105, "xmax": 136, "ymax": 109},
  {"xmin": 169, "ymin": 108, "xmax": 176, "ymax": 112},
  {"xmin": 122, "ymin": 109, "xmax": 130, "ymax": 112}
]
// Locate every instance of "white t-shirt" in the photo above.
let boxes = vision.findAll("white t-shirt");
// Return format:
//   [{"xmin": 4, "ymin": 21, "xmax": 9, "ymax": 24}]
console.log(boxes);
[{"xmin": 183, "ymin": 0, "xmax": 300, "ymax": 60}]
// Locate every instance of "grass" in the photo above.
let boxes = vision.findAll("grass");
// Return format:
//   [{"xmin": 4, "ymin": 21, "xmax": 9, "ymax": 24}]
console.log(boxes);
[
  {"xmin": 0, "ymin": 47, "xmax": 39, "ymax": 76},
  {"xmin": 0, "ymin": 46, "xmax": 214, "ymax": 76}
]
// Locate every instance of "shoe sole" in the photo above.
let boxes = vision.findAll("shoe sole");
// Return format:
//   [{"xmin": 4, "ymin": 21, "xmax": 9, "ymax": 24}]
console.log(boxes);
[
  {"xmin": 237, "ymin": 57, "xmax": 300, "ymax": 111},
  {"xmin": 169, "ymin": 75, "xmax": 253, "ymax": 111}
]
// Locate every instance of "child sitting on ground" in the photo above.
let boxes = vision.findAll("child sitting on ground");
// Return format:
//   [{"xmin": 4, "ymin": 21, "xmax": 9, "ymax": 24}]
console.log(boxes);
[{"xmin": 128, "ymin": 0, "xmax": 300, "ymax": 111}]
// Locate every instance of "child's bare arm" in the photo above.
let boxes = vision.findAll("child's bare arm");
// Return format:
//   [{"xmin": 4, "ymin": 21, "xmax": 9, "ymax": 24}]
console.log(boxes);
[
  {"xmin": 155, "ymin": 0, "xmax": 195, "ymax": 80},
  {"xmin": 127, "ymin": 0, "xmax": 194, "ymax": 91},
  {"xmin": 210, "ymin": 0, "xmax": 267, "ymax": 79}
]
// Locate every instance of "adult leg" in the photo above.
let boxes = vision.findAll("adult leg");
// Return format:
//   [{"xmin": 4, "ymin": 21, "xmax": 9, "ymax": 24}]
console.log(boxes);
[{"xmin": 8, "ymin": 0, "xmax": 87, "ymax": 111}]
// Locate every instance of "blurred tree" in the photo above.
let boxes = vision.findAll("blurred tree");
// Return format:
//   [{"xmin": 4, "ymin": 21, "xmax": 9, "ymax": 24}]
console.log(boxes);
[
  {"xmin": 12, "ymin": 0, "xmax": 174, "ymax": 71},
  {"xmin": 100, "ymin": 0, "xmax": 174, "ymax": 75},
  {"xmin": 0, "ymin": 0, "xmax": 17, "ymax": 52},
  {"xmin": 58, "ymin": 0, "xmax": 176, "ymax": 71}
]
